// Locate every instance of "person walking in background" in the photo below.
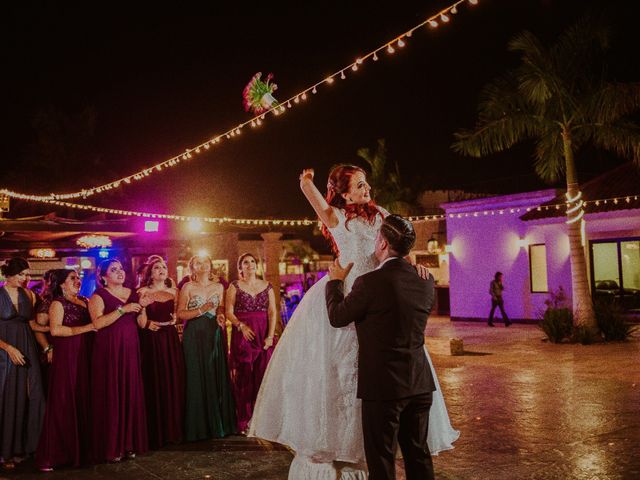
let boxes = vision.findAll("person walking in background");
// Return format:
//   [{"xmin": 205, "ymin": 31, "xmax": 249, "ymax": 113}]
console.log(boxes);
[
  {"xmin": 488, "ymin": 271, "xmax": 511, "ymax": 327},
  {"xmin": 88, "ymin": 259, "xmax": 149, "ymax": 463},
  {"xmin": 137, "ymin": 256, "xmax": 185, "ymax": 448},
  {"xmin": 226, "ymin": 253, "xmax": 277, "ymax": 434},
  {"xmin": 36, "ymin": 269, "xmax": 96, "ymax": 471},
  {"xmin": 177, "ymin": 255, "xmax": 236, "ymax": 441}
]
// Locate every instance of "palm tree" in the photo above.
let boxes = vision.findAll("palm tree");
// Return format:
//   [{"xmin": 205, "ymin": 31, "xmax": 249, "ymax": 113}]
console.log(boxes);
[
  {"xmin": 357, "ymin": 139, "xmax": 416, "ymax": 215},
  {"xmin": 452, "ymin": 17, "xmax": 640, "ymax": 333}
]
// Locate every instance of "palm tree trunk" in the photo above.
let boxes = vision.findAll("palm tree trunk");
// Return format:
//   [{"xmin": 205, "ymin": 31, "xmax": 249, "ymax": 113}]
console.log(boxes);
[{"xmin": 563, "ymin": 132, "xmax": 597, "ymax": 332}]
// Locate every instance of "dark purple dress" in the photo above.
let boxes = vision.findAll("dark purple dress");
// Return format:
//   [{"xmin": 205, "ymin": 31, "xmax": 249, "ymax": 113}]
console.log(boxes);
[
  {"xmin": 0, "ymin": 287, "xmax": 45, "ymax": 460},
  {"xmin": 90, "ymin": 288, "xmax": 148, "ymax": 462},
  {"xmin": 35, "ymin": 296, "xmax": 53, "ymax": 396},
  {"xmin": 228, "ymin": 281, "xmax": 275, "ymax": 432},
  {"xmin": 36, "ymin": 297, "xmax": 94, "ymax": 469},
  {"xmin": 139, "ymin": 298, "xmax": 185, "ymax": 448}
]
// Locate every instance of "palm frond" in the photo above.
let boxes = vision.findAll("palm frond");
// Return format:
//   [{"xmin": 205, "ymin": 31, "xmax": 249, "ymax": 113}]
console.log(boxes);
[
  {"xmin": 581, "ymin": 82, "xmax": 640, "ymax": 124},
  {"xmin": 452, "ymin": 113, "xmax": 543, "ymax": 157},
  {"xmin": 534, "ymin": 126, "xmax": 565, "ymax": 183},
  {"xmin": 509, "ymin": 31, "xmax": 557, "ymax": 105},
  {"xmin": 586, "ymin": 122, "xmax": 640, "ymax": 164}
]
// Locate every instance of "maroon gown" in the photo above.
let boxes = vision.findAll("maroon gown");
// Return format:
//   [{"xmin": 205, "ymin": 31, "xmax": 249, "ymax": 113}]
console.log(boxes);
[
  {"xmin": 35, "ymin": 297, "xmax": 94, "ymax": 469},
  {"xmin": 90, "ymin": 288, "xmax": 148, "ymax": 462},
  {"xmin": 139, "ymin": 298, "xmax": 185, "ymax": 448},
  {"xmin": 228, "ymin": 282, "xmax": 275, "ymax": 432}
]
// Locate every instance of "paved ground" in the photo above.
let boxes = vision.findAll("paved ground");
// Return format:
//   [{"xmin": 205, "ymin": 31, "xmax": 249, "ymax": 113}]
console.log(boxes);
[{"xmin": 4, "ymin": 317, "xmax": 639, "ymax": 479}]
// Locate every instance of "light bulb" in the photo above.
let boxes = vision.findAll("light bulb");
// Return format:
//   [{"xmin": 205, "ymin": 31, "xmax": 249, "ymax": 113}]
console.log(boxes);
[
  {"xmin": 398, "ymin": 38, "xmax": 405, "ymax": 47},
  {"xmin": 387, "ymin": 44, "xmax": 395, "ymax": 54}
]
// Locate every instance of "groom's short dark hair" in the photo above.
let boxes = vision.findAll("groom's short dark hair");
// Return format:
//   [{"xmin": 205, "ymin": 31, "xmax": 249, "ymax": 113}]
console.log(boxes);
[{"xmin": 380, "ymin": 215, "xmax": 416, "ymax": 257}]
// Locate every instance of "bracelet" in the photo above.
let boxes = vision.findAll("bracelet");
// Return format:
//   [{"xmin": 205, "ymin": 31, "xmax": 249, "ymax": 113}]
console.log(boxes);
[
  {"xmin": 265, "ymin": 336, "xmax": 274, "ymax": 340},
  {"xmin": 236, "ymin": 322, "xmax": 244, "ymax": 331},
  {"xmin": 43, "ymin": 345, "xmax": 53, "ymax": 354},
  {"xmin": 117, "ymin": 306, "xmax": 126, "ymax": 316},
  {"xmin": 197, "ymin": 307, "xmax": 203, "ymax": 315}
]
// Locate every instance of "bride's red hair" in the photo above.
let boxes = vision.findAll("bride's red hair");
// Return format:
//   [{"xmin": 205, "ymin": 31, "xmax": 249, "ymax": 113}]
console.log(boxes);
[{"xmin": 321, "ymin": 165, "xmax": 381, "ymax": 255}]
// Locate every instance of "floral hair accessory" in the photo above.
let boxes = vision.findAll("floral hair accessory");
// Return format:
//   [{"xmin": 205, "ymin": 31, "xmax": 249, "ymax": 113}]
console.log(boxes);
[{"xmin": 243, "ymin": 72, "xmax": 279, "ymax": 115}]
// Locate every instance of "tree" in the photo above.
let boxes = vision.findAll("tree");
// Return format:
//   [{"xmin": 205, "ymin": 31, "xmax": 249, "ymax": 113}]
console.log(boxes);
[
  {"xmin": 357, "ymin": 139, "xmax": 416, "ymax": 215},
  {"xmin": 452, "ymin": 17, "xmax": 640, "ymax": 333}
]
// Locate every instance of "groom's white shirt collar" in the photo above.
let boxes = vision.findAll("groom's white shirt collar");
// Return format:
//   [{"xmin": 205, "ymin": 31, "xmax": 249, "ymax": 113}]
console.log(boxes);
[{"xmin": 376, "ymin": 256, "xmax": 399, "ymax": 270}]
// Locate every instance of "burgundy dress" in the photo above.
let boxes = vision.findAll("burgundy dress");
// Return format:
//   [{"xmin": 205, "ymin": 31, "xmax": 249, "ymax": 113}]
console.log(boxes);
[
  {"xmin": 36, "ymin": 297, "xmax": 94, "ymax": 469},
  {"xmin": 35, "ymin": 296, "xmax": 53, "ymax": 396},
  {"xmin": 228, "ymin": 281, "xmax": 275, "ymax": 432},
  {"xmin": 139, "ymin": 298, "xmax": 185, "ymax": 448},
  {"xmin": 90, "ymin": 288, "xmax": 148, "ymax": 462}
]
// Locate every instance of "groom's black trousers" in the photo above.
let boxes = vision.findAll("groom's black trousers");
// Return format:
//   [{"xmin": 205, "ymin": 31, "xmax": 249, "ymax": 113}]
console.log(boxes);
[{"xmin": 362, "ymin": 392, "xmax": 434, "ymax": 480}]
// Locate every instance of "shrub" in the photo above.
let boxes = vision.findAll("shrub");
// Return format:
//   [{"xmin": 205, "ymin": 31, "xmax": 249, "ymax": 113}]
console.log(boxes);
[
  {"xmin": 594, "ymin": 299, "xmax": 638, "ymax": 341},
  {"xmin": 538, "ymin": 287, "xmax": 573, "ymax": 343},
  {"xmin": 539, "ymin": 307, "xmax": 573, "ymax": 343}
]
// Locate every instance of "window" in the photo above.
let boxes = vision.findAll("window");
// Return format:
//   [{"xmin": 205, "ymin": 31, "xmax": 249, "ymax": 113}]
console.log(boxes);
[
  {"xmin": 529, "ymin": 244, "xmax": 548, "ymax": 293},
  {"xmin": 591, "ymin": 238, "xmax": 640, "ymax": 311}
]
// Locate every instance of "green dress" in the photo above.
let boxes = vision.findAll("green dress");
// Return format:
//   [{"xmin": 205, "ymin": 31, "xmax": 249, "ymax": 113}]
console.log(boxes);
[{"xmin": 183, "ymin": 293, "xmax": 236, "ymax": 440}]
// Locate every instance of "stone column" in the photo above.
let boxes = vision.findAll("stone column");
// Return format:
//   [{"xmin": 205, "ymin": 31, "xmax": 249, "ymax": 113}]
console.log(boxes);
[{"xmin": 261, "ymin": 232, "xmax": 284, "ymax": 334}]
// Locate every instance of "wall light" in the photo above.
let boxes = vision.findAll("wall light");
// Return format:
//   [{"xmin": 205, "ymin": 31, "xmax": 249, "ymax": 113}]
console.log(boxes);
[
  {"xmin": 444, "ymin": 244, "xmax": 453, "ymax": 253},
  {"xmin": 516, "ymin": 237, "xmax": 528, "ymax": 249}
]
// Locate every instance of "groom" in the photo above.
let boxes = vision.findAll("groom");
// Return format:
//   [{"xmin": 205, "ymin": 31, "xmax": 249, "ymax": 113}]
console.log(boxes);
[{"xmin": 325, "ymin": 214, "xmax": 436, "ymax": 480}]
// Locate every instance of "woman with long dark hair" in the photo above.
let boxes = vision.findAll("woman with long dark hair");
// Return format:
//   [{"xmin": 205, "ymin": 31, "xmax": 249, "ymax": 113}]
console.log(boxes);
[
  {"xmin": 36, "ymin": 269, "xmax": 96, "ymax": 471},
  {"xmin": 0, "ymin": 258, "xmax": 45, "ymax": 470},
  {"xmin": 225, "ymin": 253, "xmax": 277, "ymax": 433},
  {"xmin": 137, "ymin": 256, "xmax": 185, "ymax": 448},
  {"xmin": 88, "ymin": 259, "xmax": 149, "ymax": 463},
  {"xmin": 249, "ymin": 166, "xmax": 458, "ymax": 478}
]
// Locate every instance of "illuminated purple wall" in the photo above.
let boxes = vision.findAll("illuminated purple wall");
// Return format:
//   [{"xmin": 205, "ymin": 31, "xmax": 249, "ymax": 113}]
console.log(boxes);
[
  {"xmin": 443, "ymin": 190, "xmax": 560, "ymax": 321},
  {"xmin": 443, "ymin": 190, "xmax": 640, "ymax": 322}
]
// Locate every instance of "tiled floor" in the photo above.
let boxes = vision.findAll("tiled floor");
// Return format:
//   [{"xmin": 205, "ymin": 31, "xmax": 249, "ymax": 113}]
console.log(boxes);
[{"xmin": 4, "ymin": 317, "xmax": 639, "ymax": 479}]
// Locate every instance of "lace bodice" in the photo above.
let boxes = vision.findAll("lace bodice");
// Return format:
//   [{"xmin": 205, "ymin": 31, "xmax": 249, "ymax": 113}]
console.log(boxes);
[
  {"xmin": 232, "ymin": 281, "xmax": 272, "ymax": 313},
  {"xmin": 328, "ymin": 206, "xmax": 388, "ymax": 292}
]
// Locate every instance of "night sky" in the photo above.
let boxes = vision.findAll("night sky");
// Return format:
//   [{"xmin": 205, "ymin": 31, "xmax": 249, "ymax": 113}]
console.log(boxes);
[{"xmin": 2, "ymin": 0, "xmax": 638, "ymax": 219}]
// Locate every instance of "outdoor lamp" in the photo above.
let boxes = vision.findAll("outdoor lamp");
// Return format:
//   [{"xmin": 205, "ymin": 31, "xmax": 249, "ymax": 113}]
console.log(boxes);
[{"xmin": 427, "ymin": 236, "xmax": 440, "ymax": 253}]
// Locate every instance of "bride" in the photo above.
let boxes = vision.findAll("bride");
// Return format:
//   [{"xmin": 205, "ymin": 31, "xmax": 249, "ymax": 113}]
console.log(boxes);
[{"xmin": 249, "ymin": 165, "xmax": 458, "ymax": 479}]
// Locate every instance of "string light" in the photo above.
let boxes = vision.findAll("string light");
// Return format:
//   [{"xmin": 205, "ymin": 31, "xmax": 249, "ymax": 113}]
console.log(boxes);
[
  {"xmin": 2, "ymin": 189, "xmax": 638, "ymax": 226},
  {"xmin": 1, "ymin": 0, "xmax": 477, "ymax": 202}
]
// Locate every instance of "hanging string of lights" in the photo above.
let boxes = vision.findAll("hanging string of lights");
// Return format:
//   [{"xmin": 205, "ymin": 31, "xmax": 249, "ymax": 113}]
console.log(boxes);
[
  {"xmin": 2, "ymin": 190, "xmax": 637, "ymax": 226},
  {"xmin": 446, "ymin": 194, "xmax": 640, "ymax": 219},
  {"xmin": 1, "ymin": 0, "xmax": 479, "ymax": 202}
]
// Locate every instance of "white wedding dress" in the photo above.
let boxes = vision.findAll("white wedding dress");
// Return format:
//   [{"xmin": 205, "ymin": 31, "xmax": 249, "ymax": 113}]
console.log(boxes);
[{"xmin": 248, "ymin": 207, "xmax": 459, "ymax": 479}]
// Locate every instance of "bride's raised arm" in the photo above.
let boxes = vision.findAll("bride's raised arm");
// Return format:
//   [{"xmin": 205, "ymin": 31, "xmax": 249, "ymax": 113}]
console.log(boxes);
[{"xmin": 299, "ymin": 168, "xmax": 338, "ymax": 228}]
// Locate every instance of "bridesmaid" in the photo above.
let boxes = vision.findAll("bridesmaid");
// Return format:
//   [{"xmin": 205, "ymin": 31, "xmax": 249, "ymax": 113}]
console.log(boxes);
[
  {"xmin": 137, "ymin": 256, "xmax": 185, "ymax": 448},
  {"xmin": 177, "ymin": 255, "xmax": 236, "ymax": 441},
  {"xmin": 35, "ymin": 269, "xmax": 96, "ymax": 471},
  {"xmin": 0, "ymin": 258, "xmax": 45, "ymax": 470},
  {"xmin": 225, "ymin": 253, "xmax": 277, "ymax": 433},
  {"xmin": 88, "ymin": 259, "xmax": 149, "ymax": 463}
]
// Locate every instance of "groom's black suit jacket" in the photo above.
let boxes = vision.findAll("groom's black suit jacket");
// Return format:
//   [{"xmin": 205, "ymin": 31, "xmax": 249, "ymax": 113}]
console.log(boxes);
[{"xmin": 325, "ymin": 257, "xmax": 436, "ymax": 401}]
